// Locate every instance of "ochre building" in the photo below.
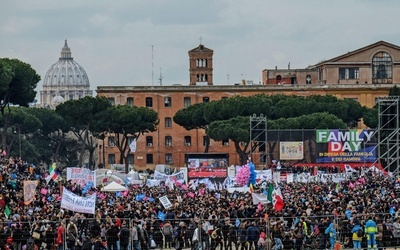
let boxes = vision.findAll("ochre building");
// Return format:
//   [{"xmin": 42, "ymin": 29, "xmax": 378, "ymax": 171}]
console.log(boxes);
[{"xmin": 97, "ymin": 41, "xmax": 399, "ymax": 170}]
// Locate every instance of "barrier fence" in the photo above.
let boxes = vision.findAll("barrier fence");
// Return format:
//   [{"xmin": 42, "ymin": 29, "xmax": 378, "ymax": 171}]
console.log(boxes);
[{"xmin": 0, "ymin": 213, "xmax": 398, "ymax": 250}]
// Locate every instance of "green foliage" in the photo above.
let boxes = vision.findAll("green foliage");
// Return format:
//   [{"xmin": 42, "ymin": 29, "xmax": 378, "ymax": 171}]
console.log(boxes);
[
  {"xmin": 0, "ymin": 58, "xmax": 40, "ymax": 108},
  {"xmin": 175, "ymin": 93, "xmax": 367, "ymax": 164},
  {"xmin": 173, "ymin": 102, "xmax": 209, "ymax": 130}
]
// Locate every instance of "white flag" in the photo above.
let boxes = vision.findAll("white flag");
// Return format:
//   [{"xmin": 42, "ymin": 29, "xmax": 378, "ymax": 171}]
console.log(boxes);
[{"xmin": 129, "ymin": 138, "xmax": 137, "ymax": 153}]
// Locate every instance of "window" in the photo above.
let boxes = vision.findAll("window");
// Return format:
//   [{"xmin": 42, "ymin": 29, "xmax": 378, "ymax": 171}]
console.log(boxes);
[
  {"xmin": 306, "ymin": 74, "xmax": 312, "ymax": 84},
  {"xmin": 127, "ymin": 97, "xmax": 134, "ymax": 107},
  {"xmin": 203, "ymin": 136, "xmax": 209, "ymax": 146},
  {"xmin": 127, "ymin": 154, "xmax": 134, "ymax": 164},
  {"xmin": 222, "ymin": 139, "xmax": 229, "ymax": 146},
  {"xmin": 108, "ymin": 97, "xmax": 115, "ymax": 106},
  {"xmin": 184, "ymin": 136, "xmax": 192, "ymax": 146},
  {"xmin": 164, "ymin": 97, "xmax": 172, "ymax": 107},
  {"xmin": 339, "ymin": 68, "xmax": 359, "ymax": 80},
  {"xmin": 145, "ymin": 97, "xmax": 153, "ymax": 107},
  {"xmin": 146, "ymin": 136, "xmax": 153, "ymax": 147},
  {"xmin": 196, "ymin": 59, "xmax": 207, "ymax": 67},
  {"xmin": 146, "ymin": 154, "xmax": 154, "ymax": 164},
  {"xmin": 165, "ymin": 154, "xmax": 173, "ymax": 164},
  {"xmin": 221, "ymin": 97, "xmax": 228, "ymax": 100},
  {"xmin": 108, "ymin": 154, "xmax": 115, "ymax": 164},
  {"xmin": 203, "ymin": 97, "xmax": 210, "ymax": 103},
  {"xmin": 127, "ymin": 136, "xmax": 135, "ymax": 145},
  {"xmin": 372, "ymin": 52, "xmax": 393, "ymax": 83},
  {"xmin": 69, "ymin": 94, "xmax": 74, "ymax": 100},
  {"xmin": 165, "ymin": 136, "xmax": 172, "ymax": 146},
  {"xmin": 108, "ymin": 136, "xmax": 115, "ymax": 147},
  {"xmin": 184, "ymin": 97, "xmax": 191, "ymax": 107},
  {"xmin": 165, "ymin": 117, "xmax": 172, "ymax": 127}
]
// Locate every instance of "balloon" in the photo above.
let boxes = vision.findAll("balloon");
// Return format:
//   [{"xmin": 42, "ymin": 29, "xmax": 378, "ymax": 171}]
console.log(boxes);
[{"xmin": 236, "ymin": 165, "xmax": 250, "ymax": 186}]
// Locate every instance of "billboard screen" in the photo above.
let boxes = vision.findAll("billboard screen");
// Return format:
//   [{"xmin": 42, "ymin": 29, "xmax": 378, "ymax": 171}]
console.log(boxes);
[
  {"xmin": 186, "ymin": 153, "xmax": 228, "ymax": 184},
  {"xmin": 315, "ymin": 129, "xmax": 377, "ymax": 163},
  {"xmin": 279, "ymin": 141, "xmax": 304, "ymax": 160}
]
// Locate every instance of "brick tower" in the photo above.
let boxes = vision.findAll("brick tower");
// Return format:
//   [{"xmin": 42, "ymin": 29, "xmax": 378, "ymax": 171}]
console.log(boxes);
[{"xmin": 188, "ymin": 43, "xmax": 213, "ymax": 85}]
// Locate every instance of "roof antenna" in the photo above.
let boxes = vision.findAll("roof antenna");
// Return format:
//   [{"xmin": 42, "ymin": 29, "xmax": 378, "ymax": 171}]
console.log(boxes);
[{"xmin": 159, "ymin": 67, "xmax": 163, "ymax": 86}]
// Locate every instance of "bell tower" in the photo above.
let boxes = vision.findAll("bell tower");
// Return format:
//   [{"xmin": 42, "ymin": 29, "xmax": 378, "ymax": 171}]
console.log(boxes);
[{"xmin": 188, "ymin": 42, "xmax": 213, "ymax": 85}]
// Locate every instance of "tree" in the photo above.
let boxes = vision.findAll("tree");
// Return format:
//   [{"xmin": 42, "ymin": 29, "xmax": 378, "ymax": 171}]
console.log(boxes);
[
  {"xmin": 175, "ymin": 94, "xmax": 368, "ymax": 165},
  {"xmin": 29, "ymin": 108, "xmax": 77, "ymax": 167},
  {"xmin": 94, "ymin": 105, "xmax": 159, "ymax": 173},
  {"xmin": 173, "ymin": 103, "xmax": 211, "ymax": 152},
  {"xmin": 0, "ymin": 107, "xmax": 42, "ymax": 161},
  {"xmin": 0, "ymin": 58, "xmax": 40, "ymax": 146},
  {"xmin": 56, "ymin": 96, "xmax": 112, "ymax": 168}
]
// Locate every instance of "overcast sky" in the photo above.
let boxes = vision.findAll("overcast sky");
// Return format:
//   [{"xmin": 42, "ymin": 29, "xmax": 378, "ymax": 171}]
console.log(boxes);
[{"xmin": 1, "ymin": 0, "xmax": 398, "ymax": 101}]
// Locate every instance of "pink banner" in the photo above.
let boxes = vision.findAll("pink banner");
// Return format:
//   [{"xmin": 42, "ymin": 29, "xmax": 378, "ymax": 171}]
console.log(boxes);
[{"xmin": 40, "ymin": 188, "xmax": 48, "ymax": 195}]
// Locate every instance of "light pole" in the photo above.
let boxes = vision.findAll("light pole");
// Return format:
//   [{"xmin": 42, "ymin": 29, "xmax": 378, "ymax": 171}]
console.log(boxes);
[{"xmin": 13, "ymin": 124, "xmax": 21, "ymax": 159}]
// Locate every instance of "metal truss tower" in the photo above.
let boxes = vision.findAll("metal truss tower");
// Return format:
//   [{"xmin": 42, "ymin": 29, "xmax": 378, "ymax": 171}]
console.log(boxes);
[
  {"xmin": 377, "ymin": 96, "xmax": 400, "ymax": 174},
  {"xmin": 249, "ymin": 114, "xmax": 268, "ymax": 168}
]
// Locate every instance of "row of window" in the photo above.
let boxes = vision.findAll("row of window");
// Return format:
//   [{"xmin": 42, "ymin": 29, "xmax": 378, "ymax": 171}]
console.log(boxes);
[
  {"xmin": 107, "ymin": 153, "xmax": 171, "ymax": 165},
  {"xmin": 339, "ymin": 52, "xmax": 393, "ymax": 80},
  {"xmin": 107, "ymin": 136, "xmax": 230, "ymax": 147},
  {"xmin": 108, "ymin": 96, "xmax": 211, "ymax": 108}
]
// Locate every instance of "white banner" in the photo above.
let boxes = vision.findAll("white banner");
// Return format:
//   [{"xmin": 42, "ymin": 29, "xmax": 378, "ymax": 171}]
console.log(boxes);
[
  {"xmin": 61, "ymin": 187, "xmax": 96, "ymax": 214},
  {"xmin": 256, "ymin": 170, "xmax": 272, "ymax": 182},
  {"xmin": 251, "ymin": 193, "xmax": 271, "ymax": 205},
  {"xmin": 67, "ymin": 168, "xmax": 96, "ymax": 186},
  {"xmin": 294, "ymin": 173, "xmax": 351, "ymax": 183},
  {"xmin": 153, "ymin": 170, "xmax": 185, "ymax": 182},
  {"xmin": 159, "ymin": 195, "xmax": 172, "ymax": 209}
]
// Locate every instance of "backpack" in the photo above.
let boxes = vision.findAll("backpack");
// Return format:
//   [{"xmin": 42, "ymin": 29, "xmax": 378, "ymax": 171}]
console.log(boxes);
[
  {"xmin": 174, "ymin": 229, "xmax": 180, "ymax": 237},
  {"xmin": 356, "ymin": 228, "xmax": 363, "ymax": 238}
]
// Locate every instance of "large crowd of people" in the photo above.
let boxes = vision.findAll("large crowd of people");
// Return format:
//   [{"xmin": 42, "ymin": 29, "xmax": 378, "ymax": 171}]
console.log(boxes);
[{"xmin": 0, "ymin": 157, "xmax": 399, "ymax": 250}]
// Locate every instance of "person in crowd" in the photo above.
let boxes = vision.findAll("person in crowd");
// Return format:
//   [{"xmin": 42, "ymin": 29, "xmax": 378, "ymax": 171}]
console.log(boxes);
[
  {"xmin": 139, "ymin": 222, "xmax": 150, "ymax": 250},
  {"xmin": 392, "ymin": 217, "xmax": 400, "ymax": 246},
  {"xmin": 119, "ymin": 221, "xmax": 130, "ymax": 250},
  {"xmin": 44, "ymin": 224, "xmax": 55, "ymax": 250},
  {"xmin": 66, "ymin": 219, "xmax": 79, "ymax": 250},
  {"xmin": 351, "ymin": 219, "xmax": 363, "ymax": 250},
  {"xmin": 325, "ymin": 222, "xmax": 337, "ymax": 250},
  {"xmin": 272, "ymin": 221, "xmax": 283, "ymax": 250},
  {"xmin": 365, "ymin": 216, "xmax": 378, "ymax": 249},
  {"xmin": 237, "ymin": 222, "xmax": 248, "ymax": 250},
  {"xmin": 105, "ymin": 222, "xmax": 119, "ymax": 250},
  {"xmin": 175, "ymin": 221, "xmax": 186, "ymax": 250},
  {"xmin": 246, "ymin": 222, "xmax": 260, "ymax": 250},
  {"xmin": 93, "ymin": 236, "xmax": 106, "ymax": 250},
  {"xmin": 131, "ymin": 221, "xmax": 141, "ymax": 250},
  {"xmin": 162, "ymin": 221, "xmax": 174, "ymax": 249},
  {"xmin": 57, "ymin": 221, "xmax": 65, "ymax": 250}
]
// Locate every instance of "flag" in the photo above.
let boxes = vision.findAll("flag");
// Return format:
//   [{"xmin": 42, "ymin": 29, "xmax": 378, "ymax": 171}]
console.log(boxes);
[
  {"xmin": 249, "ymin": 183, "xmax": 254, "ymax": 194},
  {"xmin": 267, "ymin": 183, "xmax": 274, "ymax": 202},
  {"xmin": 272, "ymin": 188, "xmax": 284, "ymax": 211},
  {"xmin": 4, "ymin": 205, "xmax": 11, "ymax": 219},
  {"xmin": 158, "ymin": 211, "xmax": 166, "ymax": 221},
  {"xmin": 129, "ymin": 138, "xmax": 137, "ymax": 153},
  {"xmin": 51, "ymin": 170, "xmax": 59, "ymax": 181},
  {"xmin": 49, "ymin": 163, "xmax": 56, "ymax": 173}
]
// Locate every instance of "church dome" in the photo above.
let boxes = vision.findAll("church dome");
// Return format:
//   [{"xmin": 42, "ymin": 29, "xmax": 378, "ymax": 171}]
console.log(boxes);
[{"xmin": 43, "ymin": 40, "xmax": 90, "ymax": 87}]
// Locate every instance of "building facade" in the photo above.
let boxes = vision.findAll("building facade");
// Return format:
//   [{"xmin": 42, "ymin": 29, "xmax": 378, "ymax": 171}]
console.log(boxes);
[
  {"xmin": 97, "ymin": 41, "xmax": 399, "ymax": 170},
  {"xmin": 40, "ymin": 40, "xmax": 93, "ymax": 108},
  {"xmin": 262, "ymin": 41, "xmax": 400, "ymax": 86}
]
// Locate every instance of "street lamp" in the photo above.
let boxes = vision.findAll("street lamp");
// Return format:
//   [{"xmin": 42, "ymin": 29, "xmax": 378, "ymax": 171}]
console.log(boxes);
[{"xmin": 13, "ymin": 124, "xmax": 21, "ymax": 159}]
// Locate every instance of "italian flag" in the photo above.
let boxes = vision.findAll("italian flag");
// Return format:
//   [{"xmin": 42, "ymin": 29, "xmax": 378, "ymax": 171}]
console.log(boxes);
[{"xmin": 272, "ymin": 187, "xmax": 284, "ymax": 211}]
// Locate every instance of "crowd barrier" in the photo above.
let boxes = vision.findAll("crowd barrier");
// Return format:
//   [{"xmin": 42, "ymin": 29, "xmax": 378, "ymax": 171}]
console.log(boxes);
[{"xmin": 1, "ymin": 213, "xmax": 399, "ymax": 250}]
